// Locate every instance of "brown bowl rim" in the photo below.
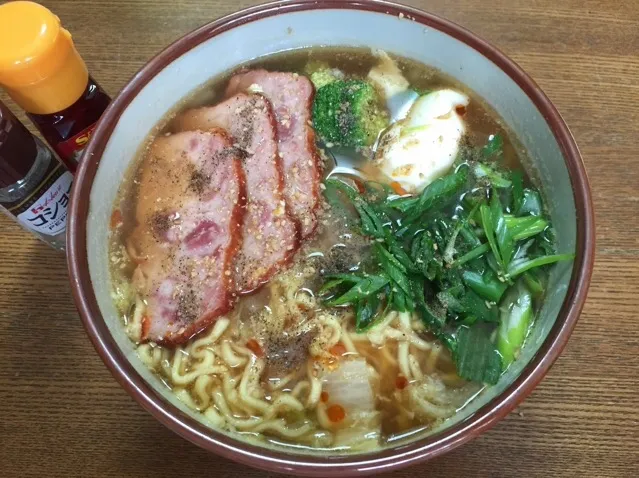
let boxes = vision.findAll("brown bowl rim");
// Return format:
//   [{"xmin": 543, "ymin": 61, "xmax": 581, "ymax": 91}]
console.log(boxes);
[{"xmin": 67, "ymin": 0, "xmax": 595, "ymax": 475}]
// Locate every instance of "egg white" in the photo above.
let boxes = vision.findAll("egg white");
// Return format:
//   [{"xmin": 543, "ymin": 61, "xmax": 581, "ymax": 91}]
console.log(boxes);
[{"xmin": 375, "ymin": 89, "xmax": 470, "ymax": 193}]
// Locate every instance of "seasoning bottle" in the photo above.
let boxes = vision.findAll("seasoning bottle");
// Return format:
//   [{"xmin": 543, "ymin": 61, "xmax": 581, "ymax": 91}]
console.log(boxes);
[
  {"xmin": 0, "ymin": 1, "xmax": 111, "ymax": 173},
  {"xmin": 0, "ymin": 101, "xmax": 72, "ymax": 251}
]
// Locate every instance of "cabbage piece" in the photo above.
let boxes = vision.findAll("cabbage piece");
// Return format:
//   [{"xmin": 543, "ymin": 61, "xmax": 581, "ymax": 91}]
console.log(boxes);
[
  {"xmin": 322, "ymin": 358, "xmax": 377, "ymax": 411},
  {"xmin": 406, "ymin": 375, "xmax": 480, "ymax": 422},
  {"xmin": 322, "ymin": 358, "xmax": 381, "ymax": 450}
]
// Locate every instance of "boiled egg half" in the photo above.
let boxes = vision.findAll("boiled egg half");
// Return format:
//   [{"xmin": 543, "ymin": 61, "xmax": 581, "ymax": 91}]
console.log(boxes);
[{"xmin": 375, "ymin": 89, "xmax": 470, "ymax": 193}]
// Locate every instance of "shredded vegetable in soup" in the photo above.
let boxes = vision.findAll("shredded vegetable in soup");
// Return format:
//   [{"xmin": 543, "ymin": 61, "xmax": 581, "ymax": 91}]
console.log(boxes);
[{"xmin": 108, "ymin": 47, "xmax": 573, "ymax": 452}]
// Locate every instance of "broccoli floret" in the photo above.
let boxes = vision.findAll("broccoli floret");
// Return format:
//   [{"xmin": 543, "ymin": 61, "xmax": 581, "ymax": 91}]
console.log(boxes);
[
  {"xmin": 312, "ymin": 80, "xmax": 389, "ymax": 147},
  {"xmin": 304, "ymin": 60, "xmax": 344, "ymax": 89}
]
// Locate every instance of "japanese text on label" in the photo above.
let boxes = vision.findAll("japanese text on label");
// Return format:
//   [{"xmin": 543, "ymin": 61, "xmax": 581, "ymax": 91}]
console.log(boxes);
[{"xmin": 17, "ymin": 172, "xmax": 73, "ymax": 236}]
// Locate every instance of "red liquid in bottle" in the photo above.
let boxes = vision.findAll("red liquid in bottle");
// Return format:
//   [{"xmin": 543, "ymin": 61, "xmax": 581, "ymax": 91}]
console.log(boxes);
[{"xmin": 28, "ymin": 77, "xmax": 111, "ymax": 173}]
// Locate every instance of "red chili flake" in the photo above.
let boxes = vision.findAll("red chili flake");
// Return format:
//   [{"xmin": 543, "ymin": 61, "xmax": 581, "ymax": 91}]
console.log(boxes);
[
  {"xmin": 390, "ymin": 181, "xmax": 408, "ymax": 196},
  {"xmin": 352, "ymin": 177, "xmax": 366, "ymax": 194},
  {"xmin": 246, "ymin": 339, "xmax": 264, "ymax": 357},
  {"xmin": 320, "ymin": 391, "xmax": 330, "ymax": 403},
  {"xmin": 140, "ymin": 315, "xmax": 150, "ymax": 337},
  {"xmin": 110, "ymin": 209, "xmax": 123, "ymax": 229},
  {"xmin": 455, "ymin": 105, "xmax": 467, "ymax": 116},
  {"xmin": 329, "ymin": 342, "xmax": 347, "ymax": 357},
  {"xmin": 327, "ymin": 404, "xmax": 346, "ymax": 423},
  {"xmin": 396, "ymin": 376, "xmax": 409, "ymax": 390}
]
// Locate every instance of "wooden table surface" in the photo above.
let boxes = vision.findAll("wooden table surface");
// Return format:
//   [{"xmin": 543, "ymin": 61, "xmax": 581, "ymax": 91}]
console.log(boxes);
[{"xmin": 1, "ymin": 0, "xmax": 638, "ymax": 476}]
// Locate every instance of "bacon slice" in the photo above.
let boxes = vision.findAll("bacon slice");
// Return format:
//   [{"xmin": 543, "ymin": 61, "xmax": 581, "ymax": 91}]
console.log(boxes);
[
  {"xmin": 225, "ymin": 70, "xmax": 322, "ymax": 239},
  {"xmin": 173, "ymin": 93, "xmax": 299, "ymax": 293},
  {"xmin": 128, "ymin": 129, "xmax": 245, "ymax": 344}
]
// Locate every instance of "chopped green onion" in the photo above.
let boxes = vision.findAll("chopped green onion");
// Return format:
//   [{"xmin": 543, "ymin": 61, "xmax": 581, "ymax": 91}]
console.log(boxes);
[
  {"xmin": 474, "ymin": 163, "xmax": 511, "ymax": 188},
  {"xmin": 452, "ymin": 242, "xmax": 491, "ymax": 267},
  {"xmin": 463, "ymin": 270, "xmax": 508, "ymax": 303},
  {"xmin": 491, "ymin": 192, "xmax": 514, "ymax": 267},
  {"xmin": 507, "ymin": 254, "xmax": 575, "ymax": 278},
  {"xmin": 480, "ymin": 204, "xmax": 502, "ymax": 268},
  {"xmin": 497, "ymin": 282, "xmax": 533, "ymax": 366}
]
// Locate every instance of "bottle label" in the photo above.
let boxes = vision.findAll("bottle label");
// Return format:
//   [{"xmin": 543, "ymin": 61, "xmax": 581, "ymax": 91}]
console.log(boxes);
[
  {"xmin": 56, "ymin": 122, "xmax": 98, "ymax": 165},
  {"xmin": 6, "ymin": 163, "xmax": 73, "ymax": 237}
]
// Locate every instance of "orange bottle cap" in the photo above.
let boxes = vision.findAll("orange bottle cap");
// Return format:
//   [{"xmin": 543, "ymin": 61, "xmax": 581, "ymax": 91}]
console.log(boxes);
[{"xmin": 0, "ymin": 1, "xmax": 88, "ymax": 114}]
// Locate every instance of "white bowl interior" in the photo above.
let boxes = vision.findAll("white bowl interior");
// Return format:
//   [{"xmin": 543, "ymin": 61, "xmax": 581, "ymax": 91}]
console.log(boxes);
[{"xmin": 86, "ymin": 8, "xmax": 575, "ymax": 453}]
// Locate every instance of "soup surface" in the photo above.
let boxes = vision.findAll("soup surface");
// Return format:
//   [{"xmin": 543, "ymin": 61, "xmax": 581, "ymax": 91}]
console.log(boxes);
[{"xmin": 108, "ymin": 47, "xmax": 572, "ymax": 452}]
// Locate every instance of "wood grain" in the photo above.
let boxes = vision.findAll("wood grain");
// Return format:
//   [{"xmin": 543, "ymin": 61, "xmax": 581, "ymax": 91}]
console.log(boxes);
[{"xmin": 1, "ymin": 0, "xmax": 637, "ymax": 476}]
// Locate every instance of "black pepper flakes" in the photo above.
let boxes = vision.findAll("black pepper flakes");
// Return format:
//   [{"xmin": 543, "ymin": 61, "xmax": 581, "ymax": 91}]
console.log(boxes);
[
  {"xmin": 189, "ymin": 169, "xmax": 211, "ymax": 195},
  {"xmin": 149, "ymin": 211, "xmax": 171, "ymax": 240}
]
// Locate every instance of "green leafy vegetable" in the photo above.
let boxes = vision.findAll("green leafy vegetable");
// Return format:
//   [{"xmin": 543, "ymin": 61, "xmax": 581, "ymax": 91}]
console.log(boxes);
[
  {"xmin": 518, "ymin": 189, "xmax": 543, "ymax": 216},
  {"xmin": 443, "ymin": 215, "xmax": 470, "ymax": 265},
  {"xmin": 463, "ymin": 270, "xmax": 508, "ymax": 303},
  {"xmin": 460, "ymin": 224, "xmax": 482, "ymax": 248},
  {"xmin": 452, "ymin": 242, "xmax": 491, "ymax": 267},
  {"xmin": 319, "ymin": 273, "xmax": 363, "ymax": 295},
  {"xmin": 459, "ymin": 289, "xmax": 500, "ymax": 323},
  {"xmin": 355, "ymin": 292, "xmax": 382, "ymax": 331},
  {"xmin": 385, "ymin": 234, "xmax": 416, "ymax": 273},
  {"xmin": 325, "ymin": 275, "xmax": 389, "ymax": 306},
  {"xmin": 389, "ymin": 167, "xmax": 468, "ymax": 222},
  {"xmin": 319, "ymin": 132, "xmax": 574, "ymax": 387},
  {"xmin": 474, "ymin": 163, "xmax": 512, "ymax": 188},
  {"xmin": 411, "ymin": 275, "xmax": 446, "ymax": 329},
  {"xmin": 374, "ymin": 243, "xmax": 412, "ymax": 297},
  {"xmin": 319, "ymin": 277, "xmax": 355, "ymax": 293},
  {"xmin": 455, "ymin": 324, "xmax": 503, "ymax": 384},
  {"xmin": 411, "ymin": 231, "xmax": 440, "ymax": 280},
  {"xmin": 482, "ymin": 134, "xmax": 504, "ymax": 159}
]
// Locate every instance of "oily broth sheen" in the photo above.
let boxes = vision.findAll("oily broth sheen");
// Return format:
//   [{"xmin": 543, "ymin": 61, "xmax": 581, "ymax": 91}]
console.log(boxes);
[{"xmin": 108, "ymin": 47, "xmax": 532, "ymax": 453}]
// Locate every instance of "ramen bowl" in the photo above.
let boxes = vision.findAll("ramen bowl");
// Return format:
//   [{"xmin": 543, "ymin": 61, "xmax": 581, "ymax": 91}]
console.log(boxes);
[{"xmin": 67, "ymin": 0, "xmax": 595, "ymax": 475}]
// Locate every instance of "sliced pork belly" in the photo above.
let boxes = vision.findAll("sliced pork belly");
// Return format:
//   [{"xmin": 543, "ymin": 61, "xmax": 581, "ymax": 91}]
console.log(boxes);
[
  {"xmin": 128, "ymin": 129, "xmax": 245, "ymax": 344},
  {"xmin": 225, "ymin": 70, "xmax": 322, "ymax": 238},
  {"xmin": 173, "ymin": 93, "xmax": 299, "ymax": 293}
]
